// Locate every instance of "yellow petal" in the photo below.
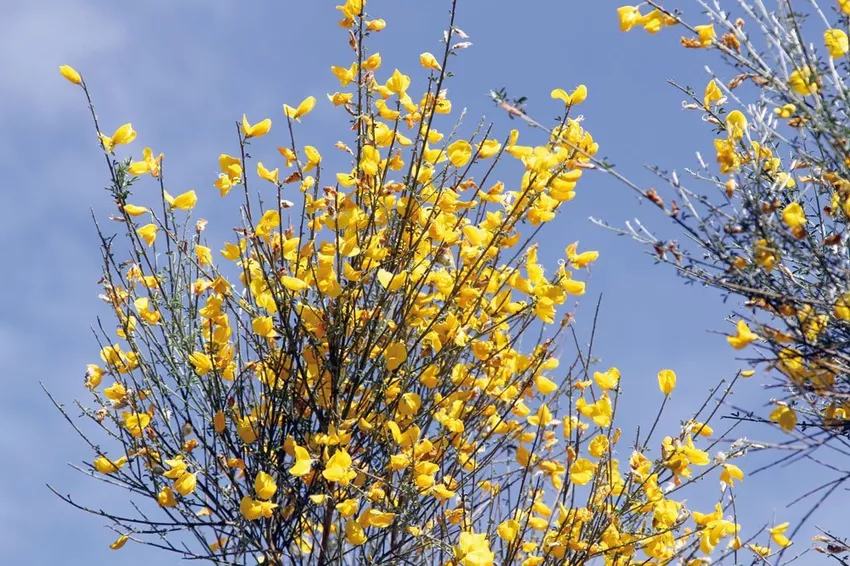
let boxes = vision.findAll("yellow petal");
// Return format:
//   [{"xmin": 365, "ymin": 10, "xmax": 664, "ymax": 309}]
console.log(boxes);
[
  {"xmin": 551, "ymin": 88, "xmax": 571, "ymax": 105},
  {"xmin": 296, "ymin": 96, "xmax": 317, "ymax": 118},
  {"xmin": 569, "ymin": 84, "xmax": 588, "ymax": 105}
]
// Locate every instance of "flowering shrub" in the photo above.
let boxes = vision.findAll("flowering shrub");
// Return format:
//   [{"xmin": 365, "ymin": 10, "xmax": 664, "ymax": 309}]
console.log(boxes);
[
  {"xmin": 586, "ymin": 0, "xmax": 850, "ymax": 555},
  {"xmin": 608, "ymin": 0, "xmax": 850, "ymax": 464},
  {"xmin": 54, "ymin": 0, "xmax": 792, "ymax": 564}
]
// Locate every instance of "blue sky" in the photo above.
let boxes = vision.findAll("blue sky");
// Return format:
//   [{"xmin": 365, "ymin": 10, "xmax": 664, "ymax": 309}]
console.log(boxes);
[{"xmin": 2, "ymin": 0, "xmax": 844, "ymax": 563}]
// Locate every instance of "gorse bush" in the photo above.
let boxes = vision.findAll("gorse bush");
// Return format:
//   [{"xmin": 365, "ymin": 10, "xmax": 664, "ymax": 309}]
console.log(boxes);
[{"xmin": 54, "ymin": 1, "xmax": 794, "ymax": 564}]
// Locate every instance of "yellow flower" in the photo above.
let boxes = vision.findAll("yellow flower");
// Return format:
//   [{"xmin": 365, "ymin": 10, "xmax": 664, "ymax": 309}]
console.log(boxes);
[
  {"xmin": 695, "ymin": 23, "xmax": 716, "ymax": 47},
  {"xmin": 377, "ymin": 269, "xmax": 406, "ymax": 291},
  {"xmin": 257, "ymin": 161, "xmax": 278, "ymax": 185},
  {"xmin": 714, "ymin": 138, "xmax": 741, "ymax": 173},
  {"xmin": 328, "ymin": 92, "xmax": 354, "ymax": 106},
  {"xmin": 535, "ymin": 374, "xmax": 557, "ymax": 395},
  {"xmin": 835, "ymin": 293, "xmax": 850, "ymax": 321},
  {"xmin": 420, "ymin": 52, "xmax": 442, "ymax": 71},
  {"xmin": 362, "ymin": 52, "xmax": 382, "ymax": 70},
  {"xmin": 772, "ymin": 104, "xmax": 794, "ymax": 119},
  {"xmin": 566, "ymin": 241, "xmax": 599, "ymax": 268},
  {"xmin": 720, "ymin": 463, "xmax": 744, "ymax": 486},
  {"xmin": 196, "ymin": 245, "xmax": 212, "ymax": 266},
  {"xmin": 122, "ymin": 411, "xmax": 151, "ymax": 438},
  {"xmin": 588, "ymin": 435, "xmax": 610, "ymax": 458},
  {"xmin": 122, "ymin": 204, "xmax": 148, "ymax": 217},
  {"xmin": 570, "ymin": 84, "xmax": 588, "ymax": 104},
  {"xmin": 174, "ymin": 471, "xmax": 197, "ymax": 496},
  {"xmin": 109, "ymin": 535, "xmax": 129, "ymax": 550},
  {"xmin": 283, "ymin": 96, "xmax": 317, "ymax": 121},
  {"xmin": 100, "ymin": 123, "xmax": 136, "ymax": 153},
  {"xmin": 103, "ymin": 381, "xmax": 127, "ymax": 400},
  {"xmin": 781, "ymin": 202, "xmax": 806, "ymax": 229},
  {"xmin": 454, "ymin": 531, "xmax": 495, "ymax": 566},
  {"xmin": 385, "ymin": 69, "xmax": 411, "ymax": 95},
  {"xmin": 569, "ymin": 458, "xmax": 595, "ymax": 485},
  {"xmin": 290, "ymin": 444, "xmax": 313, "ymax": 476},
  {"xmin": 497, "ymin": 519, "xmax": 519, "ymax": 542},
  {"xmin": 593, "ymin": 367, "xmax": 620, "ymax": 390},
  {"xmin": 93, "ymin": 455, "xmax": 127, "ymax": 474},
  {"xmin": 754, "ymin": 238, "xmax": 779, "ymax": 271},
  {"xmin": 657, "ymin": 368, "xmax": 676, "ymax": 395},
  {"xmin": 770, "ymin": 405, "xmax": 797, "ymax": 432},
  {"xmin": 137, "ymin": 223, "xmax": 158, "ymax": 246},
  {"xmin": 336, "ymin": 0, "xmax": 363, "ymax": 19},
  {"xmin": 252, "ymin": 315, "xmax": 278, "ymax": 338},
  {"xmin": 366, "ymin": 18, "xmax": 386, "ymax": 31},
  {"xmin": 477, "ymin": 139, "xmax": 502, "ymax": 158},
  {"xmin": 304, "ymin": 145, "xmax": 322, "ymax": 170},
  {"xmin": 727, "ymin": 319, "xmax": 759, "ymax": 349},
  {"xmin": 789, "ymin": 67, "xmax": 818, "ymax": 96},
  {"xmin": 170, "ymin": 190, "xmax": 197, "ymax": 210},
  {"xmin": 59, "ymin": 64, "xmax": 82, "ymax": 85},
  {"xmin": 336, "ymin": 498, "xmax": 359, "ymax": 517},
  {"xmin": 617, "ymin": 6, "xmax": 642, "ymax": 32},
  {"xmin": 322, "ymin": 448, "xmax": 353, "ymax": 483},
  {"xmin": 189, "ymin": 351, "xmax": 213, "ymax": 375},
  {"xmin": 241, "ymin": 114, "xmax": 272, "ymax": 138},
  {"xmin": 384, "ymin": 341, "xmax": 408, "ymax": 371},
  {"xmin": 331, "ymin": 62, "xmax": 358, "ymax": 86},
  {"xmin": 446, "ymin": 140, "xmax": 473, "ymax": 167},
  {"xmin": 281, "ymin": 275, "xmax": 308, "ymax": 292},
  {"xmin": 345, "ymin": 519, "xmax": 367, "ymax": 546},
  {"xmin": 725, "ymin": 110, "xmax": 747, "ymax": 141},
  {"xmin": 576, "ymin": 394, "xmax": 612, "ymax": 427},
  {"xmin": 367, "ymin": 510, "xmax": 395, "ymax": 528},
  {"xmin": 157, "ymin": 486, "xmax": 177, "ymax": 507},
  {"xmin": 639, "ymin": 9, "xmax": 666, "ymax": 34},
  {"xmin": 704, "ymin": 79, "xmax": 723, "ymax": 108},
  {"xmin": 85, "ymin": 364, "xmax": 105, "ymax": 389},
  {"xmin": 129, "ymin": 147, "xmax": 163, "ymax": 177},
  {"xmin": 240, "ymin": 496, "xmax": 265, "ymax": 520},
  {"xmin": 237, "ymin": 416, "xmax": 257, "ymax": 444},
  {"xmin": 527, "ymin": 403, "xmax": 552, "ymax": 427},
  {"xmin": 825, "ymin": 29, "xmax": 849, "ymax": 58},
  {"xmin": 254, "ymin": 471, "xmax": 277, "ymax": 499},
  {"xmin": 769, "ymin": 522, "xmax": 792, "ymax": 548}
]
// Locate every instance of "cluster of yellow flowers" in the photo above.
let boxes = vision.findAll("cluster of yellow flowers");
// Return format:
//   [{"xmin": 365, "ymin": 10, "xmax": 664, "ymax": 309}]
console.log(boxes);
[
  {"xmin": 614, "ymin": 1, "xmax": 850, "ymax": 464},
  {"xmin": 56, "ymin": 1, "xmax": 799, "ymax": 564}
]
